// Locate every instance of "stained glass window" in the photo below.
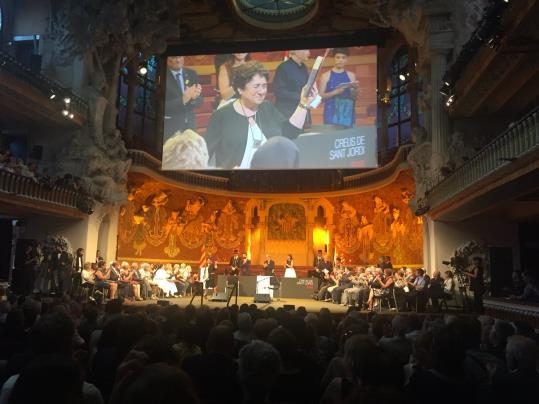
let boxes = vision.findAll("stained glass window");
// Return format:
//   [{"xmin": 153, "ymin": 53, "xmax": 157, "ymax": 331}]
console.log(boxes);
[
  {"xmin": 117, "ymin": 56, "xmax": 158, "ymax": 149},
  {"xmin": 387, "ymin": 48, "xmax": 412, "ymax": 149}
]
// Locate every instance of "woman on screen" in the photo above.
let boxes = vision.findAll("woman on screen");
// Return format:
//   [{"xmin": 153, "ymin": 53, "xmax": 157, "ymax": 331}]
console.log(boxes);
[
  {"xmin": 216, "ymin": 53, "xmax": 250, "ymax": 109},
  {"xmin": 205, "ymin": 61, "xmax": 318, "ymax": 169},
  {"xmin": 319, "ymin": 48, "xmax": 358, "ymax": 128}
]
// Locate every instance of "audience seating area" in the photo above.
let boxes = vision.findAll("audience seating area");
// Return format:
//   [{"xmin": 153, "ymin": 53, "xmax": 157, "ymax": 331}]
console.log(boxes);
[{"xmin": 0, "ymin": 293, "xmax": 537, "ymax": 404}]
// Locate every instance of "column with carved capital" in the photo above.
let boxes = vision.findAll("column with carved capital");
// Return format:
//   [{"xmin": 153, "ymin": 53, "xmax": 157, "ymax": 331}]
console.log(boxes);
[
  {"xmin": 258, "ymin": 211, "xmax": 267, "ymax": 265},
  {"xmin": 426, "ymin": 6, "xmax": 454, "ymax": 182}
]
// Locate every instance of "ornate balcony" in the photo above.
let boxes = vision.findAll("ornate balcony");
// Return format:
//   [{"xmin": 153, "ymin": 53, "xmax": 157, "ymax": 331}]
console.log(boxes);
[
  {"xmin": 0, "ymin": 171, "xmax": 93, "ymax": 218},
  {"xmin": 128, "ymin": 145, "xmax": 412, "ymax": 193},
  {"xmin": 0, "ymin": 50, "xmax": 88, "ymax": 127},
  {"xmin": 427, "ymin": 107, "xmax": 539, "ymax": 213}
]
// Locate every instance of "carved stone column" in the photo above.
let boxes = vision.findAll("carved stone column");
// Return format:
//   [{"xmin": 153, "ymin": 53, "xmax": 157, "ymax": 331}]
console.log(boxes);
[{"xmin": 426, "ymin": 5, "xmax": 454, "ymax": 181}]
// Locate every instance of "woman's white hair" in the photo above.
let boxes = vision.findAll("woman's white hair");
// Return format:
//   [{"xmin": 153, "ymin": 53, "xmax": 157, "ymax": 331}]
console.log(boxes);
[{"xmin": 162, "ymin": 129, "xmax": 209, "ymax": 170}]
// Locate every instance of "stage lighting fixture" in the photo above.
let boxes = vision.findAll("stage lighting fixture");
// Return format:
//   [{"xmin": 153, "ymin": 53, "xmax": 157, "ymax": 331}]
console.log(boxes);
[
  {"xmin": 69, "ymin": 113, "xmax": 74, "ymax": 119},
  {"xmin": 399, "ymin": 72, "xmax": 411, "ymax": 81},
  {"xmin": 63, "ymin": 96, "xmax": 71, "ymax": 104},
  {"xmin": 62, "ymin": 109, "xmax": 69, "ymax": 116},
  {"xmin": 445, "ymin": 94, "xmax": 455, "ymax": 107},
  {"xmin": 138, "ymin": 62, "xmax": 148, "ymax": 76},
  {"xmin": 440, "ymin": 83, "xmax": 451, "ymax": 96},
  {"xmin": 49, "ymin": 91, "xmax": 56, "ymax": 100}
]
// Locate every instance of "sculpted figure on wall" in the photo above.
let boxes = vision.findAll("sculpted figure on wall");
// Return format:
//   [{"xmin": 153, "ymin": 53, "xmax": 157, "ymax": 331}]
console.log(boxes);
[
  {"xmin": 216, "ymin": 200, "xmax": 244, "ymax": 249},
  {"xmin": 178, "ymin": 197, "xmax": 206, "ymax": 250},
  {"xmin": 407, "ymin": 126, "xmax": 433, "ymax": 215},
  {"xmin": 144, "ymin": 191, "xmax": 169, "ymax": 246},
  {"xmin": 164, "ymin": 210, "xmax": 182, "ymax": 258},
  {"xmin": 357, "ymin": 215, "xmax": 374, "ymax": 262},
  {"xmin": 55, "ymin": 132, "xmax": 130, "ymax": 204},
  {"xmin": 335, "ymin": 201, "xmax": 360, "ymax": 254}
]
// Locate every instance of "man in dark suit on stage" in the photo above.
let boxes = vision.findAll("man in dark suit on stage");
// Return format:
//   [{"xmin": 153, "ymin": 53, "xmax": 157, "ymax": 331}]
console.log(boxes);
[
  {"xmin": 164, "ymin": 56, "xmax": 203, "ymax": 141},
  {"xmin": 229, "ymin": 250, "xmax": 241, "ymax": 276},
  {"xmin": 263, "ymin": 255, "xmax": 275, "ymax": 276},
  {"xmin": 240, "ymin": 253, "xmax": 251, "ymax": 276}
]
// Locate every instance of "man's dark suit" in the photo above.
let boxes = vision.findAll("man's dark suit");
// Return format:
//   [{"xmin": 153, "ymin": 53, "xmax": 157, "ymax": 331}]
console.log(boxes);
[
  {"xmin": 50, "ymin": 251, "xmax": 71, "ymax": 294},
  {"xmin": 164, "ymin": 68, "xmax": 202, "ymax": 140},
  {"xmin": 229, "ymin": 255, "xmax": 241, "ymax": 275},
  {"xmin": 263, "ymin": 259, "xmax": 275, "ymax": 276},
  {"xmin": 240, "ymin": 258, "xmax": 251, "ymax": 276}
]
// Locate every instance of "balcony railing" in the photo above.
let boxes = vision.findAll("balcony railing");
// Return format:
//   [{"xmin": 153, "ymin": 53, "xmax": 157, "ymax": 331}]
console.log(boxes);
[
  {"xmin": 427, "ymin": 106, "xmax": 539, "ymax": 208},
  {"xmin": 0, "ymin": 171, "xmax": 92, "ymax": 212},
  {"xmin": 129, "ymin": 146, "xmax": 412, "ymax": 193},
  {"xmin": 0, "ymin": 50, "xmax": 89, "ymax": 117},
  {"xmin": 129, "ymin": 150, "xmax": 230, "ymax": 190},
  {"xmin": 342, "ymin": 145, "xmax": 412, "ymax": 189}
]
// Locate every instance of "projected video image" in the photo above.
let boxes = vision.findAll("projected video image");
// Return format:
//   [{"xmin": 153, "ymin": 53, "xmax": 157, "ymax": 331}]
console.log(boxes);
[{"xmin": 162, "ymin": 46, "xmax": 378, "ymax": 170}]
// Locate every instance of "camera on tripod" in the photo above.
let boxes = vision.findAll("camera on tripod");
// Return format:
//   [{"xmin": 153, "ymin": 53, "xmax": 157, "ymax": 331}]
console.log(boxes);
[{"xmin": 442, "ymin": 255, "xmax": 467, "ymax": 272}]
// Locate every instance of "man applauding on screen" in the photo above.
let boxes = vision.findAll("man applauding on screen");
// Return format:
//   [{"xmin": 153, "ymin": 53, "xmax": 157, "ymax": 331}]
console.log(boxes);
[{"xmin": 164, "ymin": 56, "xmax": 202, "ymax": 140}]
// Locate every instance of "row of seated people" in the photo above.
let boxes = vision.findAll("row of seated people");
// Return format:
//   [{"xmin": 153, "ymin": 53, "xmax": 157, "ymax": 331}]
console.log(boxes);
[
  {"xmin": 316, "ymin": 266, "xmax": 456, "ymax": 312},
  {"xmin": 80, "ymin": 259, "xmax": 218, "ymax": 301}
]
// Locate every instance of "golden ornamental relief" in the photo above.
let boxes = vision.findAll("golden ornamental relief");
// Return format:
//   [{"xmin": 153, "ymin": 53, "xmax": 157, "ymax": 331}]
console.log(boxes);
[
  {"xmin": 144, "ymin": 191, "xmax": 170, "ymax": 246},
  {"xmin": 335, "ymin": 201, "xmax": 360, "ymax": 254},
  {"xmin": 267, "ymin": 203, "xmax": 306, "ymax": 240},
  {"xmin": 216, "ymin": 200, "xmax": 244, "ymax": 249}
]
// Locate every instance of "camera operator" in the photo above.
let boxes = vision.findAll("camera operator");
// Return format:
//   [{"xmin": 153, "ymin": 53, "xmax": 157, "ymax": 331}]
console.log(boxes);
[{"xmin": 463, "ymin": 256, "xmax": 485, "ymax": 313}]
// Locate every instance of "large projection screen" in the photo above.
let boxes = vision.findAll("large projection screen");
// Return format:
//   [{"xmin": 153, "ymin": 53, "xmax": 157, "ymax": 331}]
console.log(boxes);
[{"xmin": 162, "ymin": 46, "xmax": 377, "ymax": 170}]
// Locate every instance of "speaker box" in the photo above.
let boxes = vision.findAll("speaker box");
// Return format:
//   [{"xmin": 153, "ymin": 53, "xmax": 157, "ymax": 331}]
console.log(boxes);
[
  {"xmin": 210, "ymin": 292, "xmax": 228, "ymax": 302},
  {"xmin": 254, "ymin": 293, "xmax": 271, "ymax": 303},
  {"xmin": 157, "ymin": 300, "xmax": 170, "ymax": 306}
]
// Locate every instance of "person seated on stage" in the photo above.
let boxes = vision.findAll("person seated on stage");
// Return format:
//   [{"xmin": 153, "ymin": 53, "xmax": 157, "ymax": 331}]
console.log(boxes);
[
  {"xmin": 153, "ymin": 264, "xmax": 178, "ymax": 298},
  {"xmin": 240, "ymin": 253, "xmax": 251, "ymax": 276},
  {"xmin": 284, "ymin": 254, "xmax": 296, "ymax": 278},
  {"xmin": 138, "ymin": 263, "xmax": 154, "ymax": 299},
  {"xmin": 367, "ymin": 267, "xmax": 394, "ymax": 310},
  {"xmin": 428, "ymin": 270, "xmax": 454, "ymax": 310},
  {"xmin": 326, "ymin": 265, "xmax": 344, "ymax": 302},
  {"xmin": 94, "ymin": 261, "xmax": 117, "ymax": 300},
  {"xmin": 170, "ymin": 264, "xmax": 185, "ymax": 297},
  {"xmin": 406, "ymin": 268, "xmax": 428, "ymax": 312},
  {"xmin": 342, "ymin": 267, "xmax": 369, "ymax": 307},
  {"xmin": 331, "ymin": 265, "xmax": 354, "ymax": 304},
  {"xmin": 263, "ymin": 255, "xmax": 275, "ymax": 276},
  {"xmin": 316, "ymin": 256, "xmax": 336, "ymax": 301},
  {"xmin": 81, "ymin": 262, "xmax": 96, "ymax": 285},
  {"xmin": 510, "ymin": 271, "xmax": 539, "ymax": 302},
  {"xmin": 118, "ymin": 261, "xmax": 134, "ymax": 300},
  {"xmin": 392, "ymin": 269, "xmax": 408, "ymax": 311}
]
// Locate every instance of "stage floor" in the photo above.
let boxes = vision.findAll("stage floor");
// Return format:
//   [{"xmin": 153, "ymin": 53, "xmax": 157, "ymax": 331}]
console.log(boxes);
[{"xmin": 125, "ymin": 295, "xmax": 354, "ymax": 314}]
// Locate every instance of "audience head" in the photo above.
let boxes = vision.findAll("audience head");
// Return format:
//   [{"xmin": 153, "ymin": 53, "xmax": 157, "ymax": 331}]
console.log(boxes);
[
  {"xmin": 30, "ymin": 311, "xmax": 75, "ymax": 356},
  {"xmin": 162, "ymin": 130, "xmax": 209, "ymax": 170},
  {"xmin": 116, "ymin": 363, "xmax": 199, "ymax": 404},
  {"xmin": 250, "ymin": 136, "xmax": 300, "ymax": 169},
  {"xmin": 9, "ymin": 355, "xmax": 83, "ymax": 404},
  {"xmin": 206, "ymin": 325, "xmax": 234, "ymax": 357},
  {"xmin": 238, "ymin": 341, "xmax": 281, "ymax": 399},
  {"xmin": 506, "ymin": 335, "xmax": 539, "ymax": 372}
]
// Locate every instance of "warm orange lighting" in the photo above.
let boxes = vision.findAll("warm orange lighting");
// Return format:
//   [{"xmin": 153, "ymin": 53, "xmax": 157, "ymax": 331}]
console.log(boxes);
[{"xmin": 313, "ymin": 227, "xmax": 328, "ymax": 250}]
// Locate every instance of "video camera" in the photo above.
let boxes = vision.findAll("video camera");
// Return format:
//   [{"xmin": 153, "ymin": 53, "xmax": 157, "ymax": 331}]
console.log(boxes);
[{"xmin": 442, "ymin": 255, "xmax": 467, "ymax": 272}]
